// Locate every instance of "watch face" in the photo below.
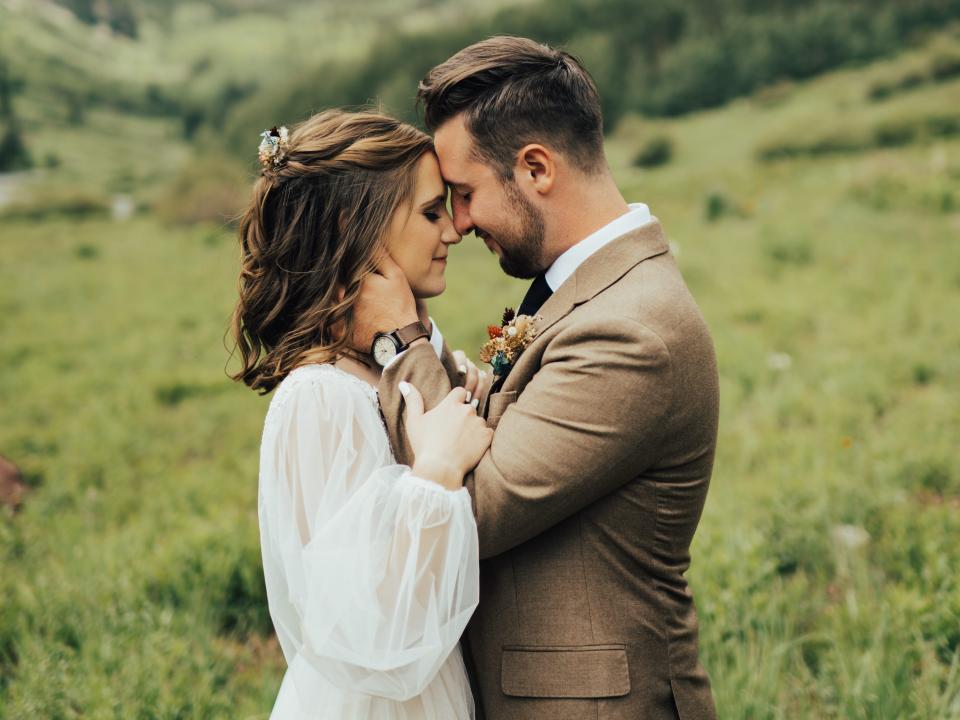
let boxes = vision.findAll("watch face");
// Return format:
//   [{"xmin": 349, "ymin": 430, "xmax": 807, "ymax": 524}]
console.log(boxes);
[{"xmin": 372, "ymin": 335, "xmax": 398, "ymax": 366}]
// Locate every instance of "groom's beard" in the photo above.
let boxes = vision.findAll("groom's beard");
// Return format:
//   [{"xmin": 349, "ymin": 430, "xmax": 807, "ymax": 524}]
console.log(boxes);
[{"xmin": 484, "ymin": 181, "xmax": 545, "ymax": 280}]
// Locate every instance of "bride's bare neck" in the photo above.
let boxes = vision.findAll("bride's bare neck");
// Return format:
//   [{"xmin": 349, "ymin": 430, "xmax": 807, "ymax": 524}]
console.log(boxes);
[{"xmin": 334, "ymin": 354, "xmax": 382, "ymax": 387}]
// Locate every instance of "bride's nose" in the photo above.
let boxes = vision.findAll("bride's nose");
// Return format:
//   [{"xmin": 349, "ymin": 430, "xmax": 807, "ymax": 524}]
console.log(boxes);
[{"xmin": 441, "ymin": 223, "xmax": 462, "ymax": 246}]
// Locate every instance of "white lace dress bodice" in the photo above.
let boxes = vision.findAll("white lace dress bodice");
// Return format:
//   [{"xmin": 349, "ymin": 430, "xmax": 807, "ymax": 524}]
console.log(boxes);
[{"xmin": 258, "ymin": 364, "xmax": 478, "ymax": 719}]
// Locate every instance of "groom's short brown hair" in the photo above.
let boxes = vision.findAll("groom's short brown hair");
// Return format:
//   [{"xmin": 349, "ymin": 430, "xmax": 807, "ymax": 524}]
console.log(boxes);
[{"xmin": 417, "ymin": 35, "xmax": 606, "ymax": 178}]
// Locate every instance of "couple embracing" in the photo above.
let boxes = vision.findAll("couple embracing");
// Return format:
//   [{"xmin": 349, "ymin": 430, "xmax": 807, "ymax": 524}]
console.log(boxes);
[{"xmin": 231, "ymin": 36, "xmax": 719, "ymax": 720}]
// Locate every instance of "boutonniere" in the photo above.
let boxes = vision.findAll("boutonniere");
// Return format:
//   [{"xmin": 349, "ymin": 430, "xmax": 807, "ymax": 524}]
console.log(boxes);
[{"xmin": 479, "ymin": 307, "xmax": 541, "ymax": 377}]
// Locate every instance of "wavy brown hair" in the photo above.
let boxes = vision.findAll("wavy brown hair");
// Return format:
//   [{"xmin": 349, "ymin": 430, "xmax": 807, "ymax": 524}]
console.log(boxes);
[{"xmin": 230, "ymin": 109, "xmax": 433, "ymax": 394}]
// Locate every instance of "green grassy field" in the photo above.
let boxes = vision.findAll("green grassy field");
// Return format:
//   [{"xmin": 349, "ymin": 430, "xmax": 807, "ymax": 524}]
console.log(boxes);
[{"xmin": 1, "ymin": 11, "xmax": 959, "ymax": 719}]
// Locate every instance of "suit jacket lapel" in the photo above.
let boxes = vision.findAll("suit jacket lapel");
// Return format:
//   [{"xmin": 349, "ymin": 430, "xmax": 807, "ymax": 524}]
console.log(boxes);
[
  {"xmin": 533, "ymin": 220, "xmax": 670, "ymax": 338},
  {"xmin": 487, "ymin": 221, "xmax": 671, "ymax": 408}
]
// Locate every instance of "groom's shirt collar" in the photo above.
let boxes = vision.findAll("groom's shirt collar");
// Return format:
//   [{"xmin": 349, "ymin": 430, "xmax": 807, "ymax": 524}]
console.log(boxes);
[{"xmin": 544, "ymin": 202, "xmax": 653, "ymax": 292}]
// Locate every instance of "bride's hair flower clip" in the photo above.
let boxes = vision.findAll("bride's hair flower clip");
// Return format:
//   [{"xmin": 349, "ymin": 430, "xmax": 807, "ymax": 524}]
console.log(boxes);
[{"xmin": 258, "ymin": 125, "xmax": 290, "ymax": 171}]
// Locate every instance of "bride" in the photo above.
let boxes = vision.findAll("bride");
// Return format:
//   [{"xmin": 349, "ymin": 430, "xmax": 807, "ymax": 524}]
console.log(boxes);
[{"xmin": 230, "ymin": 110, "xmax": 492, "ymax": 719}]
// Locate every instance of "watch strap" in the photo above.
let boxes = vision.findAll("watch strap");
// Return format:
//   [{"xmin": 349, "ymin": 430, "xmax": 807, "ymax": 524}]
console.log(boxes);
[{"xmin": 393, "ymin": 321, "xmax": 430, "ymax": 349}]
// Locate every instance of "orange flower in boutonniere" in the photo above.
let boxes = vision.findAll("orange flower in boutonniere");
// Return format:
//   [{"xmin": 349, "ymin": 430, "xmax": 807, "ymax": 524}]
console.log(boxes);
[{"xmin": 479, "ymin": 307, "xmax": 541, "ymax": 377}]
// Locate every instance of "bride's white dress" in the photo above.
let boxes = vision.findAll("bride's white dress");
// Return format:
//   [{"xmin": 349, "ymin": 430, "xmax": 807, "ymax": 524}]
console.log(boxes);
[{"xmin": 258, "ymin": 364, "xmax": 479, "ymax": 719}]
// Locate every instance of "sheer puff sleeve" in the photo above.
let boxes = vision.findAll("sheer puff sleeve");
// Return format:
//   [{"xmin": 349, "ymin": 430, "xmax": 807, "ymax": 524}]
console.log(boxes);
[{"xmin": 257, "ymin": 366, "xmax": 479, "ymax": 705}]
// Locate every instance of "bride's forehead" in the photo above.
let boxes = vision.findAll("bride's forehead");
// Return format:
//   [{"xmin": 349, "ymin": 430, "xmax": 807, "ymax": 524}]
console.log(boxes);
[{"xmin": 414, "ymin": 155, "xmax": 445, "ymax": 190}]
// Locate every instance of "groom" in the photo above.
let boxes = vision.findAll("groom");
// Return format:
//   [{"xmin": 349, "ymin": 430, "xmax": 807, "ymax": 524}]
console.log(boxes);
[{"xmin": 365, "ymin": 36, "xmax": 719, "ymax": 720}]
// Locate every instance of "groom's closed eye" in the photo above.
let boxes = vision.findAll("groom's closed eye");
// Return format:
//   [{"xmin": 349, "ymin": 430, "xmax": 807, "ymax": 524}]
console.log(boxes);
[{"xmin": 448, "ymin": 183, "xmax": 472, "ymax": 201}]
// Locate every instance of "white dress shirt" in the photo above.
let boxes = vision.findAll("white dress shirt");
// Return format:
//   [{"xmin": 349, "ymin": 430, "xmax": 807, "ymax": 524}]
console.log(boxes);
[{"xmin": 544, "ymin": 202, "xmax": 652, "ymax": 291}]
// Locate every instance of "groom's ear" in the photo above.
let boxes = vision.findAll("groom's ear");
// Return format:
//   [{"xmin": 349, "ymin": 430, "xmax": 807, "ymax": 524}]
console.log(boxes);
[{"xmin": 515, "ymin": 144, "xmax": 555, "ymax": 196}]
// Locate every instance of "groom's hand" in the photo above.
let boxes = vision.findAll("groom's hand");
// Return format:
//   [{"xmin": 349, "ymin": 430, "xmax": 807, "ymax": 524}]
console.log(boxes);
[{"xmin": 352, "ymin": 255, "xmax": 420, "ymax": 351}]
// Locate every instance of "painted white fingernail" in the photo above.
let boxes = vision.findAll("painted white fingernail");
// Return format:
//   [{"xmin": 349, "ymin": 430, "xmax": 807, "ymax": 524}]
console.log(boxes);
[
  {"xmin": 466, "ymin": 391, "xmax": 472, "ymax": 403},
  {"xmin": 458, "ymin": 365, "xmax": 467, "ymax": 374},
  {"xmin": 471, "ymin": 398, "xmax": 479, "ymax": 409},
  {"xmin": 398, "ymin": 381, "xmax": 410, "ymax": 397}
]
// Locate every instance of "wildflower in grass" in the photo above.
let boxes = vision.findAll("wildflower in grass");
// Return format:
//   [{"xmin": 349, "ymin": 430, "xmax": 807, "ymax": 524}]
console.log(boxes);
[
  {"xmin": 831, "ymin": 524, "xmax": 870, "ymax": 551},
  {"xmin": 768, "ymin": 352, "xmax": 793, "ymax": 371}
]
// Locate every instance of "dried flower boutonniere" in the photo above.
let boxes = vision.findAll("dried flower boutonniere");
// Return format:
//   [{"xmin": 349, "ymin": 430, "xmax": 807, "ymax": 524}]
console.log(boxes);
[{"xmin": 479, "ymin": 307, "xmax": 540, "ymax": 377}]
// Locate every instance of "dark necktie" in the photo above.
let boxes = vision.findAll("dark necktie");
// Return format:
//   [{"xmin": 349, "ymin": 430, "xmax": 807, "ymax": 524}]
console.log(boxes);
[
  {"xmin": 489, "ymin": 273, "xmax": 552, "ymax": 397},
  {"xmin": 517, "ymin": 273, "xmax": 553, "ymax": 317}
]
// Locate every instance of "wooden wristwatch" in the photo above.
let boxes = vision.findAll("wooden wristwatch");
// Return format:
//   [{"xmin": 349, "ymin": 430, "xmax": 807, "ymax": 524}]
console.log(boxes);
[{"xmin": 371, "ymin": 321, "xmax": 430, "ymax": 367}]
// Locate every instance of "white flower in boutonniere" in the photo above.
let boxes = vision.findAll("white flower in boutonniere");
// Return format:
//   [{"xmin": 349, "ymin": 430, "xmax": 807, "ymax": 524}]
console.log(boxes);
[{"xmin": 479, "ymin": 307, "xmax": 540, "ymax": 377}]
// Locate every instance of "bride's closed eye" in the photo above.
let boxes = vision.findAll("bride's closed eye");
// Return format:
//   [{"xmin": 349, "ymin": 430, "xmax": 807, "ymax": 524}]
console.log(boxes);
[
  {"xmin": 419, "ymin": 193, "xmax": 448, "ymax": 224},
  {"xmin": 423, "ymin": 200, "xmax": 449, "ymax": 224}
]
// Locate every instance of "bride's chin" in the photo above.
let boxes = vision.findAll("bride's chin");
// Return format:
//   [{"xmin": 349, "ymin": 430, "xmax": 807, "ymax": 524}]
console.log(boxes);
[{"xmin": 413, "ymin": 281, "xmax": 445, "ymax": 299}]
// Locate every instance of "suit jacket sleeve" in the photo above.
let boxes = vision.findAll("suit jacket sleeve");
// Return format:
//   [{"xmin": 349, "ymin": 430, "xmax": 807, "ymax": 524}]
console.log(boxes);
[
  {"xmin": 379, "ymin": 317, "xmax": 674, "ymax": 559},
  {"xmin": 379, "ymin": 341, "xmax": 459, "ymax": 467}
]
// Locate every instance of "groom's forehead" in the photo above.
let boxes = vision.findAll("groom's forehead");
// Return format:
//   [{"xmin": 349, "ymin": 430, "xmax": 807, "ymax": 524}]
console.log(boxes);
[{"xmin": 434, "ymin": 116, "xmax": 475, "ymax": 174}]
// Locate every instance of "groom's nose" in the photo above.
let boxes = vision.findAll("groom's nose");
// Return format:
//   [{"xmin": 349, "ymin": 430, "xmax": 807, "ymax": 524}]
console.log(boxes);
[{"xmin": 451, "ymin": 195, "xmax": 474, "ymax": 236}]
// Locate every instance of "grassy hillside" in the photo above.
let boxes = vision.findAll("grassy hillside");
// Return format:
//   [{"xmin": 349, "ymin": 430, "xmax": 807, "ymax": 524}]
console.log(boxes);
[
  {"xmin": 606, "ymin": 33, "xmax": 960, "ymax": 717},
  {"xmin": 1, "ymin": 10, "xmax": 959, "ymax": 720}
]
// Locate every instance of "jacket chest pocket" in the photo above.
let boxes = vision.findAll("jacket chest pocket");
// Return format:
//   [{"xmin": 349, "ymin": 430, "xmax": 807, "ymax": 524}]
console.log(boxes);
[
  {"xmin": 501, "ymin": 644, "xmax": 631, "ymax": 698},
  {"xmin": 485, "ymin": 390, "xmax": 517, "ymax": 430}
]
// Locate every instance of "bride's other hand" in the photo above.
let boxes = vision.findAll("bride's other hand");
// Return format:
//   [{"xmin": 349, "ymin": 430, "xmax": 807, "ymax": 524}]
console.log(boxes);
[
  {"xmin": 452, "ymin": 350, "xmax": 488, "ymax": 407},
  {"xmin": 400, "ymin": 382, "xmax": 493, "ymax": 491},
  {"xmin": 476, "ymin": 366, "xmax": 492, "ymax": 403},
  {"xmin": 352, "ymin": 255, "xmax": 420, "ymax": 351}
]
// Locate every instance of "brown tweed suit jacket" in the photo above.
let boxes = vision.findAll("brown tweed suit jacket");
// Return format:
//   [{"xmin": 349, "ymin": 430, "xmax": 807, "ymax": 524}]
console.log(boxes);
[{"xmin": 379, "ymin": 221, "xmax": 719, "ymax": 720}]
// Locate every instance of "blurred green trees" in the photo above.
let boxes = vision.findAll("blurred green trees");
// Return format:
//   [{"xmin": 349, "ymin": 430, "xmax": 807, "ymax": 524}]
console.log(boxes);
[
  {"xmin": 221, "ymin": 0, "xmax": 960, "ymax": 154},
  {"xmin": 16, "ymin": 0, "xmax": 960, "ymax": 161},
  {"xmin": 0, "ymin": 58, "xmax": 32, "ymax": 173},
  {"xmin": 52, "ymin": 0, "xmax": 139, "ymax": 38}
]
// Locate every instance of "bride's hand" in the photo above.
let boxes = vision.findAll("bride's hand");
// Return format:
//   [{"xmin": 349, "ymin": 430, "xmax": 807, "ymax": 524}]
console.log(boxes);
[
  {"xmin": 452, "ymin": 350, "xmax": 489, "ymax": 405},
  {"xmin": 352, "ymin": 255, "xmax": 419, "ymax": 351},
  {"xmin": 400, "ymin": 382, "xmax": 493, "ymax": 491}
]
